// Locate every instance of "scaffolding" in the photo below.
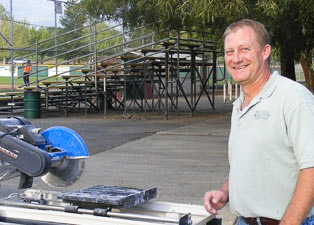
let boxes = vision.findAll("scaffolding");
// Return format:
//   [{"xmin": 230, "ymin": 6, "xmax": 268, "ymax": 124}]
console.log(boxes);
[{"xmin": 1, "ymin": 21, "xmax": 224, "ymax": 119}]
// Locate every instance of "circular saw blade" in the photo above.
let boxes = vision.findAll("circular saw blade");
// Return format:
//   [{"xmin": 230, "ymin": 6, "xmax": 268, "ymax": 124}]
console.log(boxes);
[
  {"xmin": 40, "ymin": 126, "xmax": 88, "ymax": 187},
  {"xmin": 41, "ymin": 158, "xmax": 85, "ymax": 187}
]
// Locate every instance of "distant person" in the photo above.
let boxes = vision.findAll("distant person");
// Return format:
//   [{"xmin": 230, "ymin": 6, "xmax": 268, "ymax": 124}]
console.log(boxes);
[
  {"xmin": 203, "ymin": 19, "xmax": 314, "ymax": 225},
  {"xmin": 23, "ymin": 60, "xmax": 31, "ymax": 86}
]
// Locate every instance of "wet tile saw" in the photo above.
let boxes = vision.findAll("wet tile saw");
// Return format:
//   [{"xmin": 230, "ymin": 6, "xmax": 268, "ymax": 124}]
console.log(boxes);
[
  {"xmin": 0, "ymin": 117, "xmax": 219, "ymax": 224},
  {"xmin": 0, "ymin": 116, "xmax": 88, "ymax": 188}
]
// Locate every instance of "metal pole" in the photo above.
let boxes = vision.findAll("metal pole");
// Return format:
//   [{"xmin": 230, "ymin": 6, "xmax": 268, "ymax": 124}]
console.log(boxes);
[
  {"xmin": 223, "ymin": 82, "xmax": 226, "ymax": 102},
  {"xmin": 202, "ymin": 32, "xmax": 207, "ymax": 91},
  {"xmin": 212, "ymin": 51, "xmax": 217, "ymax": 109},
  {"xmin": 93, "ymin": 23, "xmax": 99, "ymax": 116},
  {"xmin": 170, "ymin": 52, "xmax": 173, "ymax": 111},
  {"xmin": 9, "ymin": 0, "xmax": 14, "ymax": 91},
  {"xmin": 176, "ymin": 32, "xmax": 180, "ymax": 109},
  {"xmin": 89, "ymin": 23, "xmax": 97, "ymax": 116},
  {"xmin": 88, "ymin": 23, "xmax": 92, "ymax": 69},
  {"xmin": 54, "ymin": 1, "xmax": 58, "ymax": 79},
  {"xmin": 0, "ymin": 200, "xmax": 182, "ymax": 224},
  {"xmin": 190, "ymin": 46, "xmax": 195, "ymax": 116},
  {"xmin": 165, "ymin": 47, "xmax": 169, "ymax": 120},
  {"xmin": 144, "ymin": 63, "xmax": 147, "ymax": 118},
  {"xmin": 93, "ymin": 23, "xmax": 97, "ymax": 90},
  {"xmin": 123, "ymin": 66, "xmax": 127, "ymax": 117},
  {"xmin": 122, "ymin": 0, "xmax": 126, "ymax": 51},
  {"xmin": 48, "ymin": 0, "xmax": 59, "ymax": 78},
  {"xmin": 35, "ymin": 41, "xmax": 39, "ymax": 91}
]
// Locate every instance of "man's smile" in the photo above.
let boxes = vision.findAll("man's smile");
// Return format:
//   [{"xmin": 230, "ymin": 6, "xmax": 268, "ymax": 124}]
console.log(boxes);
[{"xmin": 232, "ymin": 65, "xmax": 249, "ymax": 71}]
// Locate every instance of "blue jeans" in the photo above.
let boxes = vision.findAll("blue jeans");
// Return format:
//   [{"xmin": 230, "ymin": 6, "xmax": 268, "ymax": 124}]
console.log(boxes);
[
  {"xmin": 236, "ymin": 215, "xmax": 314, "ymax": 225},
  {"xmin": 23, "ymin": 72, "xmax": 30, "ymax": 86}
]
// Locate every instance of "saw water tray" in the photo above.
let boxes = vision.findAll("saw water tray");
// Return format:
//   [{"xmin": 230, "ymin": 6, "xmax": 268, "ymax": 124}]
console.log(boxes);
[{"xmin": 58, "ymin": 185, "xmax": 157, "ymax": 208}]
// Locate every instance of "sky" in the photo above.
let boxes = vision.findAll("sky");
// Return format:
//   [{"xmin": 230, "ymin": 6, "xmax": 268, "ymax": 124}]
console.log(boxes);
[{"xmin": 0, "ymin": 0, "xmax": 67, "ymax": 28}]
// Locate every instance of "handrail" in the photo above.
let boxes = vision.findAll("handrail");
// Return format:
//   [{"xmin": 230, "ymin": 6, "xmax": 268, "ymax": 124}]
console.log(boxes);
[{"xmin": 13, "ymin": 18, "xmax": 219, "ymax": 97}]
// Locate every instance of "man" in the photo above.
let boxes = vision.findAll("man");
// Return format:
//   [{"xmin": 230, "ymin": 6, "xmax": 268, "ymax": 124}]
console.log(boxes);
[
  {"xmin": 23, "ymin": 60, "xmax": 31, "ymax": 86},
  {"xmin": 203, "ymin": 19, "xmax": 314, "ymax": 225}
]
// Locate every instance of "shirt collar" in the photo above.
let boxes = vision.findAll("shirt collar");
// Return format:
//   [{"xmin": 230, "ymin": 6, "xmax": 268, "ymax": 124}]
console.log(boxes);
[
  {"xmin": 258, "ymin": 70, "xmax": 280, "ymax": 99},
  {"xmin": 233, "ymin": 71, "xmax": 281, "ymax": 114}
]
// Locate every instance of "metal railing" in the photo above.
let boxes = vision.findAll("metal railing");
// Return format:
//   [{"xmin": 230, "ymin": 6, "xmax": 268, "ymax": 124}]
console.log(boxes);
[
  {"xmin": 14, "ymin": 21, "xmax": 171, "ymax": 88},
  {"xmin": 3, "ymin": 19, "xmax": 220, "ymax": 117}
]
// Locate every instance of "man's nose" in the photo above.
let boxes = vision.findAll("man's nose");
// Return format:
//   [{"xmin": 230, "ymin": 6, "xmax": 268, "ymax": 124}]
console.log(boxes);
[{"xmin": 233, "ymin": 51, "xmax": 242, "ymax": 63}]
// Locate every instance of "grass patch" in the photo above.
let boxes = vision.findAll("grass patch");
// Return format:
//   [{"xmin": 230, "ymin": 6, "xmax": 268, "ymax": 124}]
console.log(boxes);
[{"xmin": 0, "ymin": 76, "xmax": 74, "ymax": 85}]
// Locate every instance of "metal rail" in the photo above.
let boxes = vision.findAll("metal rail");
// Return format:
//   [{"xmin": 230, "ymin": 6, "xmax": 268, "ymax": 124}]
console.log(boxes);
[
  {"xmin": 0, "ymin": 200, "xmax": 190, "ymax": 224},
  {"xmin": 3, "ymin": 19, "xmax": 223, "ymax": 118}
]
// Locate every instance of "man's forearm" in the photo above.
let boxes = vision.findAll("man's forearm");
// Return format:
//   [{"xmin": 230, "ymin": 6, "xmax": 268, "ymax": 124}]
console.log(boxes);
[{"xmin": 280, "ymin": 168, "xmax": 314, "ymax": 225}]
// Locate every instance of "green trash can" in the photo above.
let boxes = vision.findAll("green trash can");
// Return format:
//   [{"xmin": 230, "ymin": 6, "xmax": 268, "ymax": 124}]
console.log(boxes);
[
  {"xmin": 98, "ymin": 94, "xmax": 104, "ymax": 110},
  {"xmin": 24, "ymin": 91, "xmax": 41, "ymax": 118}
]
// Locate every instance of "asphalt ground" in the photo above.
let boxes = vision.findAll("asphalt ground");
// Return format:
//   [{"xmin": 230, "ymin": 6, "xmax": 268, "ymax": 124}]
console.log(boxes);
[{"xmin": 0, "ymin": 96, "xmax": 237, "ymax": 224}]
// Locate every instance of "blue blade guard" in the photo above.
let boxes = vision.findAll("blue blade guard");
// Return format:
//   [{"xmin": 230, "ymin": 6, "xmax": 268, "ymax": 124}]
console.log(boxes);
[{"xmin": 40, "ymin": 126, "xmax": 89, "ymax": 160}]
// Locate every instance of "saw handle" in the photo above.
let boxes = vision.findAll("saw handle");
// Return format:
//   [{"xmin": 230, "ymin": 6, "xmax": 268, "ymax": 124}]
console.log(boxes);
[{"xmin": 18, "ymin": 172, "xmax": 33, "ymax": 189}]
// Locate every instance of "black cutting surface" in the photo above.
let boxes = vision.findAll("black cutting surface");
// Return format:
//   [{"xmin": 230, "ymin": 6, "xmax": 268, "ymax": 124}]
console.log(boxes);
[{"xmin": 58, "ymin": 185, "xmax": 157, "ymax": 208}]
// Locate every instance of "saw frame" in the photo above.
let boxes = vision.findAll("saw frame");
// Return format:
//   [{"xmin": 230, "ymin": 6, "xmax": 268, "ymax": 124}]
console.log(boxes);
[{"xmin": 0, "ymin": 116, "xmax": 89, "ymax": 188}]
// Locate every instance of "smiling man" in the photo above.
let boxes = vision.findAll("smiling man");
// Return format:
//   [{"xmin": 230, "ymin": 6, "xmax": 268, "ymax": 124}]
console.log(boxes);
[{"xmin": 203, "ymin": 19, "xmax": 314, "ymax": 225}]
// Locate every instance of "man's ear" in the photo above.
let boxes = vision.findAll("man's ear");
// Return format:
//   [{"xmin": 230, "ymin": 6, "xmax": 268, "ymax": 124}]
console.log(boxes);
[{"xmin": 263, "ymin": 44, "xmax": 271, "ymax": 61}]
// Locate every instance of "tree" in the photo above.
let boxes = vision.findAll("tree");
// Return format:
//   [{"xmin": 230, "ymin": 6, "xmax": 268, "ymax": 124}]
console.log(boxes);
[
  {"xmin": 297, "ymin": 0, "xmax": 314, "ymax": 91},
  {"xmin": 0, "ymin": 5, "xmax": 33, "ymax": 62},
  {"xmin": 27, "ymin": 27, "xmax": 55, "ymax": 62},
  {"xmin": 82, "ymin": 0, "xmax": 126, "ymax": 23},
  {"xmin": 0, "ymin": 4, "xmax": 9, "ymax": 20},
  {"xmin": 91, "ymin": 22, "xmax": 123, "ymax": 54},
  {"xmin": 0, "ymin": 5, "xmax": 11, "ymax": 62},
  {"xmin": 255, "ymin": 0, "xmax": 313, "ymax": 87},
  {"xmin": 82, "ymin": 0, "xmax": 314, "ymax": 92},
  {"xmin": 60, "ymin": 0, "xmax": 87, "ymax": 30},
  {"xmin": 59, "ymin": 0, "xmax": 87, "ymax": 61}
]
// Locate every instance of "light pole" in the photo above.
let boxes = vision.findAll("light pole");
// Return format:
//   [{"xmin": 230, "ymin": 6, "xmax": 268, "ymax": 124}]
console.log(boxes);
[
  {"xmin": 9, "ymin": 0, "xmax": 14, "ymax": 91},
  {"xmin": 48, "ymin": 0, "xmax": 65, "ymax": 77}
]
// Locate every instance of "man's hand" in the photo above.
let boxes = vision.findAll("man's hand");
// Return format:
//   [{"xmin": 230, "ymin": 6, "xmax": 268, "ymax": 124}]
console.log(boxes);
[{"xmin": 203, "ymin": 189, "xmax": 229, "ymax": 215}]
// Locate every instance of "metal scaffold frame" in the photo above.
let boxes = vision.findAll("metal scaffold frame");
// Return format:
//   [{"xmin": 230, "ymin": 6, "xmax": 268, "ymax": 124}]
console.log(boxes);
[{"xmin": 0, "ymin": 21, "xmax": 224, "ymax": 118}]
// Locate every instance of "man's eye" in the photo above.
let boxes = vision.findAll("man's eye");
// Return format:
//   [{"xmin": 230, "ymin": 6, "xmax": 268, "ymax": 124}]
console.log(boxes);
[
  {"xmin": 241, "ymin": 47, "xmax": 249, "ymax": 52},
  {"xmin": 225, "ymin": 50, "xmax": 233, "ymax": 55}
]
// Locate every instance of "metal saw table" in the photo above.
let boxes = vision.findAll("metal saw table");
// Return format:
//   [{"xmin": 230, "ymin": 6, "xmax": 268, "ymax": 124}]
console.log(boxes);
[{"xmin": 0, "ymin": 186, "xmax": 217, "ymax": 225}]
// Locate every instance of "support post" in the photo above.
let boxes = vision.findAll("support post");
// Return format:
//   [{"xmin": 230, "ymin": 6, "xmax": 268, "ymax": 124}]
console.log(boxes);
[
  {"xmin": 176, "ymin": 32, "xmax": 180, "ymax": 109},
  {"xmin": 212, "ymin": 51, "xmax": 217, "ymax": 110},
  {"xmin": 165, "ymin": 47, "xmax": 169, "ymax": 120},
  {"xmin": 144, "ymin": 62, "xmax": 147, "ymax": 118},
  {"xmin": 35, "ymin": 41, "xmax": 39, "ymax": 91},
  {"xmin": 54, "ymin": 0, "xmax": 58, "ymax": 80},
  {"xmin": 93, "ymin": 23, "xmax": 98, "ymax": 90},
  {"xmin": 190, "ymin": 46, "xmax": 196, "ymax": 116},
  {"xmin": 9, "ymin": 0, "xmax": 14, "ymax": 91}
]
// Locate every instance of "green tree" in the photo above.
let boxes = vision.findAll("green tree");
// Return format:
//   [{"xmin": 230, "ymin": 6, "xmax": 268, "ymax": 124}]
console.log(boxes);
[
  {"xmin": 0, "ymin": 5, "xmax": 33, "ymax": 62},
  {"xmin": 82, "ymin": 0, "xmax": 314, "ymax": 91},
  {"xmin": 256, "ymin": 0, "xmax": 313, "ymax": 88},
  {"xmin": 82, "ymin": 0, "xmax": 125, "ymax": 22},
  {"xmin": 59, "ymin": 0, "xmax": 87, "ymax": 61},
  {"xmin": 0, "ymin": 5, "xmax": 11, "ymax": 62},
  {"xmin": 297, "ymin": 0, "xmax": 314, "ymax": 91},
  {"xmin": 0, "ymin": 4, "xmax": 9, "ymax": 20},
  {"xmin": 27, "ymin": 27, "xmax": 55, "ymax": 62},
  {"xmin": 92, "ymin": 22, "xmax": 123, "ymax": 55}
]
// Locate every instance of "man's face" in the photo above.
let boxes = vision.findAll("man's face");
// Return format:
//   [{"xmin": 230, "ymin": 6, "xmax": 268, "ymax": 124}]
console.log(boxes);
[{"xmin": 224, "ymin": 26, "xmax": 269, "ymax": 86}]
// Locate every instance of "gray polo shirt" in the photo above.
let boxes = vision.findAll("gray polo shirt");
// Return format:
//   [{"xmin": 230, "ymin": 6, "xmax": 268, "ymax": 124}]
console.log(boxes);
[{"xmin": 228, "ymin": 71, "xmax": 314, "ymax": 219}]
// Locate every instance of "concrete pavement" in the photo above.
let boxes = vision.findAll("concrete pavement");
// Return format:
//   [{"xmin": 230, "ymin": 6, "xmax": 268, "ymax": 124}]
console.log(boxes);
[
  {"xmin": 0, "ymin": 97, "xmax": 237, "ymax": 224},
  {"xmin": 59, "ymin": 113, "xmax": 235, "ymax": 224},
  {"xmin": 79, "ymin": 113, "xmax": 236, "ymax": 224}
]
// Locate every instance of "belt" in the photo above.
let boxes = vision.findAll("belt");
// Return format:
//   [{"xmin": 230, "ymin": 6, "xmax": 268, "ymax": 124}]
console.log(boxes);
[{"xmin": 242, "ymin": 217, "xmax": 280, "ymax": 225}]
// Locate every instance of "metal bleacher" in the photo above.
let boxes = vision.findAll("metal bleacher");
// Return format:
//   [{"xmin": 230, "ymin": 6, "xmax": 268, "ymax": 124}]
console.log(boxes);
[{"xmin": 3, "ymin": 21, "xmax": 223, "ymax": 119}]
